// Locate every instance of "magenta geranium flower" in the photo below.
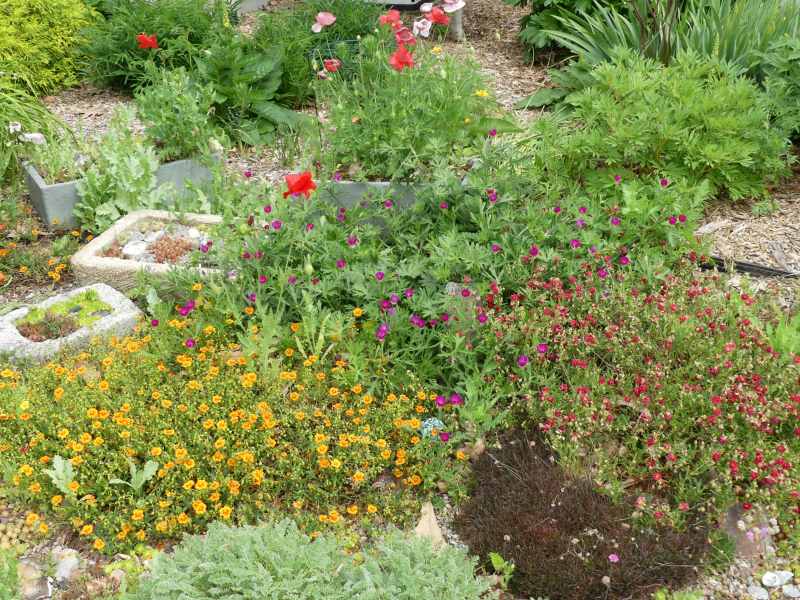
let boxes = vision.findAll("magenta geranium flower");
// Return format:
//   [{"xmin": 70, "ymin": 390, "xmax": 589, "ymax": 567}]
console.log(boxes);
[{"xmin": 375, "ymin": 271, "xmax": 385, "ymax": 281}]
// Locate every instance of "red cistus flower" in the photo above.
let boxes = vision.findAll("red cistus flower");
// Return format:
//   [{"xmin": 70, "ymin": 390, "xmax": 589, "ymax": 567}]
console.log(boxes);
[
  {"xmin": 136, "ymin": 33, "xmax": 159, "ymax": 49},
  {"xmin": 428, "ymin": 6, "xmax": 450, "ymax": 25},
  {"xmin": 394, "ymin": 26, "xmax": 416, "ymax": 45},
  {"xmin": 389, "ymin": 45, "xmax": 414, "ymax": 71},
  {"xmin": 323, "ymin": 58, "xmax": 342, "ymax": 73},
  {"xmin": 379, "ymin": 9, "xmax": 401, "ymax": 25},
  {"xmin": 283, "ymin": 171, "xmax": 317, "ymax": 198}
]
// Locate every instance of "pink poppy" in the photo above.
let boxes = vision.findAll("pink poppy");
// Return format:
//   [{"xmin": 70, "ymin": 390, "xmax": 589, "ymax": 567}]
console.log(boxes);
[
  {"xmin": 311, "ymin": 11, "xmax": 336, "ymax": 33},
  {"xmin": 389, "ymin": 45, "xmax": 414, "ymax": 71},
  {"xmin": 394, "ymin": 26, "xmax": 416, "ymax": 45}
]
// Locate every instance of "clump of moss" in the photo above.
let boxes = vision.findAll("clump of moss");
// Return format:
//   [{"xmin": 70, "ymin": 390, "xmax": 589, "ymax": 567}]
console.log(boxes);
[{"xmin": 15, "ymin": 289, "xmax": 112, "ymax": 341}]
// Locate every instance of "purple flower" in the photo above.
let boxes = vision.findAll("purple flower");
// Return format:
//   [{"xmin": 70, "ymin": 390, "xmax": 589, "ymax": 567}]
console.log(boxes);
[
  {"xmin": 150, "ymin": 319, "xmax": 159, "ymax": 327},
  {"xmin": 376, "ymin": 322, "xmax": 389, "ymax": 341},
  {"xmin": 375, "ymin": 271, "xmax": 385, "ymax": 281},
  {"xmin": 460, "ymin": 288, "xmax": 471, "ymax": 298},
  {"xmin": 332, "ymin": 171, "xmax": 343, "ymax": 182},
  {"xmin": 570, "ymin": 239, "xmax": 581, "ymax": 249},
  {"xmin": 488, "ymin": 128, "xmax": 497, "ymax": 137},
  {"xmin": 553, "ymin": 206, "xmax": 561, "ymax": 214},
  {"xmin": 199, "ymin": 240, "xmax": 212, "ymax": 253},
  {"xmin": 608, "ymin": 554, "xmax": 620, "ymax": 563},
  {"xmin": 258, "ymin": 275, "xmax": 267, "ymax": 284},
  {"xmin": 271, "ymin": 220, "xmax": 282, "ymax": 230},
  {"xmin": 491, "ymin": 243, "xmax": 502, "ymax": 254},
  {"xmin": 227, "ymin": 270, "xmax": 238, "ymax": 281},
  {"xmin": 529, "ymin": 245, "xmax": 539, "ymax": 257},
  {"xmin": 404, "ymin": 288, "xmax": 414, "ymax": 299},
  {"xmin": 668, "ymin": 215, "xmax": 677, "ymax": 225},
  {"xmin": 678, "ymin": 214, "xmax": 687, "ymax": 223},
  {"xmin": 390, "ymin": 293, "xmax": 400, "ymax": 305},
  {"xmin": 619, "ymin": 255, "xmax": 630, "ymax": 266},
  {"xmin": 614, "ymin": 175, "xmax": 622, "ymax": 185},
  {"xmin": 578, "ymin": 206, "xmax": 587, "ymax": 214},
  {"xmin": 288, "ymin": 275, "xmax": 297, "ymax": 285},
  {"xmin": 336, "ymin": 212, "xmax": 346, "ymax": 223},
  {"xmin": 439, "ymin": 432, "xmax": 450, "ymax": 442},
  {"xmin": 305, "ymin": 223, "xmax": 314, "ymax": 232},
  {"xmin": 243, "ymin": 170, "xmax": 253, "ymax": 178},
  {"xmin": 610, "ymin": 216, "xmax": 621, "ymax": 226},
  {"xmin": 255, "ymin": 251, "xmax": 263, "ymax": 259},
  {"xmin": 597, "ymin": 267, "xmax": 608, "ymax": 279},
  {"xmin": 242, "ymin": 252, "xmax": 251, "ymax": 260},
  {"xmin": 536, "ymin": 343, "xmax": 548, "ymax": 354},
  {"xmin": 575, "ymin": 219, "xmax": 585, "ymax": 228},
  {"xmin": 486, "ymin": 189, "xmax": 497, "ymax": 203},
  {"xmin": 477, "ymin": 313, "xmax": 487, "ymax": 324},
  {"xmin": 246, "ymin": 292, "xmax": 256, "ymax": 302},
  {"xmin": 439, "ymin": 201, "xmax": 449, "ymax": 210},
  {"xmin": 384, "ymin": 199, "xmax": 394, "ymax": 209},
  {"xmin": 517, "ymin": 355, "xmax": 529, "ymax": 367},
  {"xmin": 263, "ymin": 205, "xmax": 272, "ymax": 214},
  {"xmin": 410, "ymin": 314, "xmax": 426, "ymax": 328},
  {"xmin": 441, "ymin": 312, "xmax": 450, "ymax": 323},
  {"xmin": 185, "ymin": 338, "xmax": 196, "ymax": 348},
  {"xmin": 380, "ymin": 299, "xmax": 391, "ymax": 311},
  {"xmin": 336, "ymin": 259, "xmax": 346, "ymax": 269},
  {"xmin": 660, "ymin": 178, "xmax": 670, "ymax": 188},
  {"xmin": 450, "ymin": 393, "xmax": 463, "ymax": 405},
  {"xmin": 347, "ymin": 236, "xmax": 358, "ymax": 247}
]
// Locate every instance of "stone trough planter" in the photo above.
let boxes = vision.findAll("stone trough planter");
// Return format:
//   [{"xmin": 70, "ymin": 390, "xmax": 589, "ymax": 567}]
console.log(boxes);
[
  {"xmin": 0, "ymin": 284, "xmax": 141, "ymax": 364},
  {"xmin": 71, "ymin": 210, "xmax": 222, "ymax": 291},
  {"xmin": 23, "ymin": 158, "xmax": 216, "ymax": 232}
]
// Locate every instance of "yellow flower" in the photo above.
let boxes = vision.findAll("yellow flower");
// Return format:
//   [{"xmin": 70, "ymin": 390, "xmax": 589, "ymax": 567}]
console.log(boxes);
[
  {"xmin": 177, "ymin": 513, "xmax": 190, "ymax": 525},
  {"xmin": 192, "ymin": 500, "xmax": 207, "ymax": 515},
  {"xmin": 25, "ymin": 513, "xmax": 39, "ymax": 526},
  {"xmin": 18, "ymin": 465, "xmax": 33, "ymax": 476},
  {"xmin": 284, "ymin": 348, "xmax": 294, "ymax": 357},
  {"xmin": 474, "ymin": 89, "xmax": 489, "ymax": 97},
  {"xmin": 195, "ymin": 479, "xmax": 208, "ymax": 491},
  {"xmin": 155, "ymin": 521, "xmax": 168, "ymax": 533},
  {"xmin": 352, "ymin": 471, "xmax": 365, "ymax": 484},
  {"xmin": 80, "ymin": 524, "xmax": 94, "ymax": 536},
  {"xmin": 93, "ymin": 538, "xmax": 105, "ymax": 551},
  {"xmin": 352, "ymin": 307, "xmax": 363, "ymax": 317},
  {"xmin": 132, "ymin": 509, "xmax": 144, "ymax": 521},
  {"xmin": 54, "ymin": 387, "xmax": 64, "ymax": 400},
  {"xmin": 68, "ymin": 481, "xmax": 79, "ymax": 493},
  {"xmin": 464, "ymin": 117, "xmax": 471, "ymax": 124},
  {"xmin": 192, "ymin": 283, "xmax": 203, "ymax": 291},
  {"xmin": 346, "ymin": 505, "xmax": 358, "ymax": 515},
  {"xmin": 219, "ymin": 506, "xmax": 232, "ymax": 520},
  {"xmin": 292, "ymin": 499, "xmax": 304, "ymax": 510},
  {"xmin": 367, "ymin": 504, "xmax": 378, "ymax": 514},
  {"xmin": 316, "ymin": 444, "xmax": 328, "ymax": 454},
  {"xmin": 38, "ymin": 523, "xmax": 48, "ymax": 534},
  {"xmin": 51, "ymin": 495, "xmax": 63, "ymax": 507},
  {"xmin": 150, "ymin": 447, "xmax": 162, "ymax": 457},
  {"xmin": 98, "ymin": 380, "xmax": 109, "ymax": 392},
  {"xmin": 290, "ymin": 323, "xmax": 300, "ymax": 333}
]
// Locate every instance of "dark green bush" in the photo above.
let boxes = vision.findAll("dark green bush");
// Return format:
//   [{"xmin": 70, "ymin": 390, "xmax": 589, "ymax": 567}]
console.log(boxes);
[
  {"xmin": 253, "ymin": 0, "xmax": 383, "ymax": 107},
  {"xmin": 81, "ymin": 0, "xmax": 230, "ymax": 91},
  {"xmin": 0, "ymin": 0, "xmax": 97, "ymax": 95},
  {"xmin": 763, "ymin": 37, "xmax": 800, "ymax": 139}
]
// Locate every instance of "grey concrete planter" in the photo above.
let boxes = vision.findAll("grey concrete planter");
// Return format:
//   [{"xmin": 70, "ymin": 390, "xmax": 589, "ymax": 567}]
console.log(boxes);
[
  {"xmin": 71, "ymin": 210, "xmax": 222, "ymax": 291},
  {"xmin": 22, "ymin": 162, "xmax": 81, "ymax": 231},
  {"xmin": 0, "ymin": 284, "xmax": 141, "ymax": 364},
  {"xmin": 316, "ymin": 181, "xmax": 424, "ymax": 209},
  {"xmin": 24, "ymin": 158, "xmax": 216, "ymax": 231}
]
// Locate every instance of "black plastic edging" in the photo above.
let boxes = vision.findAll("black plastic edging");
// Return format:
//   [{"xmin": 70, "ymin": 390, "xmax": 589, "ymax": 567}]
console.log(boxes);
[{"xmin": 700, "ymin": 256, "xmax": 800, "ymax": 279}]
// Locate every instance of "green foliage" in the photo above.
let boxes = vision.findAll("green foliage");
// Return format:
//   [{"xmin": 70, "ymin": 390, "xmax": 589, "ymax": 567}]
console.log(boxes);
[
  {"xmin": 194, "ymin": 34, "xmax": 301, "ymax": 145},
  {"xmin": 109, "ymin": 459, "xmax": 160, "ymax": 495},
  {"xmin": 43, "ymin": 455, "xmax": 78, "ymax": 498},
  {"xmin": 75, "ymin": 106, "xmax": 171, "ymax": 233},
  {"xmin": 316, "ymin": 33, "xmax": 510, "ymax": 180},
  {"xmin": 0, "ymin": 548, "xmax": 19, "ymax": 600},
  {"xmin": 134, "ymin": 68, "xmax": 222, "ymax": 162},
  {"xmin": 81, "ymin": 0, "xmax": 230, "ymax": 90},
  {"xmin": 0, "ymin": 0, "xmax": 96, "ymax": 95},
  {"xmin": 0, "ymin": 82, "xmax": 65, "ymax": 184},
  {"xmin": 488, "ymin": 552, "xmax": 516, "ymax": 590},
  {"xmin": 532, "ymin": 50, "xmax": 790, "ymax": 200},
  {"xmin": 762, "ymin": 37, "xmax": 800, "ymax": 138},
  {"xmin": 253, "ymin": 0, "xmax": 383, "ymax": 106},
  {"xmin": 652, "ymin": 589, "xmax": 705, "ymax": 600},
  {"xmin": 128, "ymin": 521, "xmax": 495, "ymax": 599},
  {"xmin": 22, "ymin": 132, "xmax": 88, "ymax": 185},
  {"xmin": 761, "ymin": 311, "xmax": 800, "ymax": 362}
]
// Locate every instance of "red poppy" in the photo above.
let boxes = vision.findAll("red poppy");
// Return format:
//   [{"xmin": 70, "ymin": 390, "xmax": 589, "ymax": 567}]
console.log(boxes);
[
  {"xmin": 394, "ymin": 26, "xmax": 416, "ymax": 45},
  {"xmin": 427, "ymin": 7, "xmax": 450, "ymax": 25},
  {"xmin": 283, "ymin": 171, "xmax": 317, "ymax": 198},
  {"xmin": 389, "ymin": 44, "xmax": 414, "ymax": 71},
  {"xmin": 379, "ymin": 9, "xmax": 401, "ymax": 25},
  {"xmin": 323, "ymin": 58, "xmax": 342, "ymax": 73},
  {"xmin": 136, "ymin": 33, "xmax": 159, "ymax": 50}
]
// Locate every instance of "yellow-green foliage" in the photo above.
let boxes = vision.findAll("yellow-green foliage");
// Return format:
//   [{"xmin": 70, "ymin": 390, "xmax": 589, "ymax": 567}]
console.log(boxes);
[{"xmin": 0, "ymin": 0, "xmax": 96, "ymax": 95}]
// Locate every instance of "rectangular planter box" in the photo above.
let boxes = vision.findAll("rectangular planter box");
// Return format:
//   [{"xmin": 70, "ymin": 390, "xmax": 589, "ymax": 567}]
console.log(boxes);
[
  {"xmin": 0, "ymin": 283, "xmax": 141, "ymax": 364},
  {"xmin": 24, "ymin": 158, "xmax": 216, "ymax": 232},
  {"xmin": 70, "ymin": 209, "xmax": 222, "ymax": 291}
]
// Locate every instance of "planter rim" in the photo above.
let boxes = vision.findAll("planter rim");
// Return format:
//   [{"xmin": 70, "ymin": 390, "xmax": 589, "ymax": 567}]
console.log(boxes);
[{"xmin": 22, "ymin": 161, "xmax": 81, "ymax": 190}]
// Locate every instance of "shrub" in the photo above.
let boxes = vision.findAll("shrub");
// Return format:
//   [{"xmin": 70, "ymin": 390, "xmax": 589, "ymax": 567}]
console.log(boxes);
[
  {"xmin": 0, "ymin": 548, "xmax": 19, "ymax": 600},
  {"xmin": 0, "ymin": 0, "xmax": 96, "ymax": 96},
  {"xmin": 129, "ymin": 520, "xmax": 495, "ymax": 600},
  {"xmin": 527, "ymin": 50, "xmax": 790, "ymax": 200},
  {"xmin": 253, "ymin": 0, "xmax": 383, "ymax": 107},
  {"xmin": 134, "ymin": 68, "xmax": 222, "ymax": 162},
  {"xmin": 458, "ymin": 262, "xmax": 800, "ymax": 541},
  {"xmin": 763, "ymin": 37, "xmax": 800, "ymax": 139},
  {"xmin": 455, "ymin": 430, "xmax": 710, "ymax": 600},
  {"xmin": 81, "ymin": 0, "xmax": 229, "ymax": 91},
  {"xmin": 0, "ymin": 320, "xmax": 462, "ymax": 554},
  {"xmin": 74, "ymin": 106, "xmax": 170, "ymax": 233},
  {"xmin": 316, "ymin": 30, "xmax": 508, "ymax": 181}
]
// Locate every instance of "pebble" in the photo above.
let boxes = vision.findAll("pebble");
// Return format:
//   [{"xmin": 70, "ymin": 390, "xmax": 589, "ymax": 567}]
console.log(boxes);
[
  {"xmin": 122, "ymin": 240, "xmax": 149, "ymax": 259},
  {"xmin": 764, "ymin": 571, "xmax": 795, "ymax": 588},
  {"xmin": 54, "ymin": 551, "xmax": 80, "ymax": 583},
  {"xmin": 18, "ymin": 561, "xmax": 50, "ymax": 600},
  {"xmin": 748, "ymin": 584, "xmax": 770, "ymax": 599},
  {"xmin": 784, "ymin": 584, "xmax": 800, "ymax": 598}
]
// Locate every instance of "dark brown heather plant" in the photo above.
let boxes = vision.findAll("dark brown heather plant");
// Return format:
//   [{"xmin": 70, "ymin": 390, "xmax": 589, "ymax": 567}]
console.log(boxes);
[{"xmin": 454, "ymin": 429, "xmax": 710, "ymax": 600}]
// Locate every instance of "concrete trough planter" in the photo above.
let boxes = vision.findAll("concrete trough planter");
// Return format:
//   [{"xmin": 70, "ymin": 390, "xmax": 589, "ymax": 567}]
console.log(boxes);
[
  {"xmin": 71, "ymin": 210, "xmax": 222, "ymax": 291},
  {"xmin": 0, "ymin": 284, "xmax": 141, "ymax": 364},
  {"xmin": 23, "ymin": 158, "xmax": 216, "ymax": 232}
]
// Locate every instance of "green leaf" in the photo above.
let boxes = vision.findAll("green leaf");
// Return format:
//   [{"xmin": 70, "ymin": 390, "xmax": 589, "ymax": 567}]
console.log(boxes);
[{"xmin": 514, "ymin": 87, "xmax": 568, "ymax": 109}]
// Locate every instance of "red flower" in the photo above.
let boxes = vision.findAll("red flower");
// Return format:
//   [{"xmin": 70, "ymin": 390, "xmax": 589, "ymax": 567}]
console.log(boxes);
[
  {"xmin": 389, "ymin": 45, "xmax": 414, "ymax": 71},
  {"xmin": 323, "ymin": 58, "xmax": 342, "ymax": 73},
  {"xmin": 379, "ymin": 9, "xmax": 401, "ymax": 25},
  {"xmin": 427, "ymin": 6, "xmax": 450, "ymax": 25},
  {"xmin": 394, "ymin": 26, "xmax": 416, "ymax": 45},
  {"xmin": 283, "ymin": 171, "xmax": 317, "ymax": 198},
  {"xmin": 136, "ymin": 33, "xmax": 159, "ymax": 50}
]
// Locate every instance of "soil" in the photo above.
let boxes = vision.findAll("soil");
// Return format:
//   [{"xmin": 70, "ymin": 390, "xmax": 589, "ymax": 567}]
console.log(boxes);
[
  {"xmin": 150, "ymin": 234, "xmax": 196, "ymax": 264},
  {"xmin": 16, "ymin": 312, "xmax": 80, "ymax": 342}
]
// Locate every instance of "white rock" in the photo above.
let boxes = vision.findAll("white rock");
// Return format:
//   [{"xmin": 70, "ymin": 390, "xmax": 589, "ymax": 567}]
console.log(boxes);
[
  {"xmin": 54, "ymin": 553, "xmax": 80, "ymax": 583},
  {"xmin": 186, "ymin": 227, "xmax": 201, "ymax": 239},
  {"xmin": 122, "ymin": 240, "xmax": 149, "ymax": 259},
  {"xmin": 414, "ymin": 501, "xmax": 446, "ymax": 550},
  {"xmin": 748, "ymin": 584, "xmax": 770, "ymax": 599},
  {"xmin": 783, "ymin": 584, "xmax": 800, "ymax": 598},
  {"xmin": 144, "ymin": 231, "xmax": 163, "ymax": 243},
  {"xmin": 776, "ymin": 572, "xmax": 795, "ymax": 586},
  {"xmin": 765, "ymin": 571, "xmax": 794, "ymax": 587}
]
